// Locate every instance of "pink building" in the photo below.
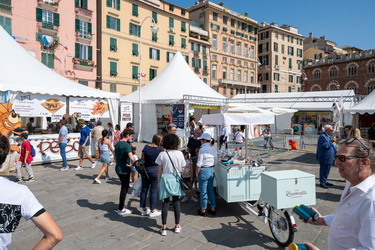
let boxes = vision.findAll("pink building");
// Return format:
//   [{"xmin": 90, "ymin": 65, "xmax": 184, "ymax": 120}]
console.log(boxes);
[{"xmin": 0, "ymin": 0, "xmax": 97, "ymax": 88}]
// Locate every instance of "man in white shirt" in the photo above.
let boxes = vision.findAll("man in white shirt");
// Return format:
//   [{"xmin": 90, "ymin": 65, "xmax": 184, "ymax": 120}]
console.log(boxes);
[
  {"xmin": 302, "ymin": 138, "xmax": 375, "ymax": 250},
  {"xmin": 219, "ymin": 125, "xmax": 228, "ymax": 150}
]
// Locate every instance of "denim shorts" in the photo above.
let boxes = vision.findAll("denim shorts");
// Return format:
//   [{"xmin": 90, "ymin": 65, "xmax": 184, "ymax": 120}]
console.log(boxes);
[{"xmin": 100, "ymin": 151, "xmax": 110, "ymax": 164}]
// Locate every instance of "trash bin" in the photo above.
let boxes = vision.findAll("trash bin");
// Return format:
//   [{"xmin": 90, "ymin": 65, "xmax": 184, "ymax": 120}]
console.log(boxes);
[{"xmin": 288, "ymin": 139, "xmax": 298, "ymax": 150}]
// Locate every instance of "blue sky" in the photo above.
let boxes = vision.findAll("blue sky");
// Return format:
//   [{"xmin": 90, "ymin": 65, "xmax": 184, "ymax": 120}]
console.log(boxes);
[{"xmin": 169, "ymin": 0, "xmax": 375, "ymax": 50}]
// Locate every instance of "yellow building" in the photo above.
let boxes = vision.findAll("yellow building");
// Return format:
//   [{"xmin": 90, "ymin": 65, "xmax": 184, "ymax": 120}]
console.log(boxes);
[
  {"xmin": 99, "ymin": 0, "xmax": 190, "ymax": 95},
  {"xmin": 189, "ymin": 0, "xmax": 260, "ymax": 97},
  {"xmin": 258, "ymin": 22, "xmax": 304, "ymax": 93}
]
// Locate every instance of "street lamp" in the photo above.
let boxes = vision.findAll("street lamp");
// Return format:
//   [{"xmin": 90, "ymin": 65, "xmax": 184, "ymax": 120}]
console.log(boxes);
[{"xmin": 138, "ymin": 16, "xmax": 158, "ymax": 142}]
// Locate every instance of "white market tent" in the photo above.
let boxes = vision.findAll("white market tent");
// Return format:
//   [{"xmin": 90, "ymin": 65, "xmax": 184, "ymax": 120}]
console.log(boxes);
[
  {"xmin": 121, "ymin": 51, "xmax": 225, "ymax": 142},
  {"xmin": 202, "ymin": 113, "xmax": 275, "ymax": 127},
  {"xmin": 346, "ymin": 89, "xmax": 375, "ymax": 114},
  {"xmin": 0, "ymin": 26, "xmax": 120, "ymax": 123}
]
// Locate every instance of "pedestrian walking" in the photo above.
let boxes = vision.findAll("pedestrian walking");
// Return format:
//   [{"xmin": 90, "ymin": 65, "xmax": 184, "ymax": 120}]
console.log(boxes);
[
  {"xmin": 94, "ymin": 129, "xmax": 114, "ymax": 184},
  {"xmin": 15, "ymin": 132, "xmax": 35, "ymax": 182},
  {"xmin": 57, "ymin": 120, "xmax": 69, "ymax": 171},
  {"xmin": 187, "ymin": 128, "xmax": 202, "ymax": 196},
  {"xmin": 113, "ymin": 124, "xmax": 121, "ymax": 146},
  {"xmin": 263, "ymin": 125, "xmax": 274, "ymax": 150},
  {"xmin": 219, "ymin": 125, "xmax": 228, "ymax": 150},
  {"xmin": 75, "ymin": 120, "xmax": 96, "ymax": 171},
  {"xmin": 107, "ymin": 122, "xmax": 115, "ymax": 144},
  {"xmin": 91, "ymin": 120, "xmax": 104, "ymax": 159},
  {"xmin": 368, "ymin": 123, "xmax": 375, "ymax": 140}
]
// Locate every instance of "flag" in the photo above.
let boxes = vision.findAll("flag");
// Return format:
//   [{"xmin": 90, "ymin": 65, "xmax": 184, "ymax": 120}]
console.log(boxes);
[
  {"xmin": 137, "ymin": 73, "xmax": 146, "ymax": 78},
  {"xmin": 42, "ymin": 36, "xmax": 49, "ymax": 46}
]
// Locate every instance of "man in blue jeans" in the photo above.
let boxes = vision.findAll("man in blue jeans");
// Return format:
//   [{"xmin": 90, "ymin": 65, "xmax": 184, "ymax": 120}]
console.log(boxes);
[{"xmin": 58, "ymin": 120, "xmax": 69, "ymax": 171}]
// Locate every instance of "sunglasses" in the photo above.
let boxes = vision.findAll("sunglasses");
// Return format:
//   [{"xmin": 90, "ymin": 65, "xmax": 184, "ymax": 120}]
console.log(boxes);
[{"xmin": 334, "ymin": 154, "xmax": 365, "ymax": 162}]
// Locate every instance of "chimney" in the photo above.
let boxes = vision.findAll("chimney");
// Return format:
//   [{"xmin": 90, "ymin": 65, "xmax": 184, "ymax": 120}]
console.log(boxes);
[{"xmin": 309, "ymin": 32, "xmax": 314, "ymax": 38}]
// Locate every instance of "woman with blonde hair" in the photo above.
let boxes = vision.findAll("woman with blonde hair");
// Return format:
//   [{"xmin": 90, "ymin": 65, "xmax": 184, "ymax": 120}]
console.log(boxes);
[{"xmin": 94, "ymin": 129, "xmax": 114, "ymax": 184}]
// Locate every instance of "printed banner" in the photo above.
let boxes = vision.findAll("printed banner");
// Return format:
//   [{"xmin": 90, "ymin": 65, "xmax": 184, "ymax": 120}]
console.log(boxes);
[
  {"xmin": 303, "ymin": 124, "xmax": 315, "ymax": 135},
  {"xmin": 13, "ymin": 94, "xmax": 66, "ymax": 118},
  {"xmin": 69, "ymin": 98, "xmax": 110, "ymax": 120},
  {"xmin": 171, "ymin": 104, "xmax": 185, "ymax": 129},
  {"xmin": 120, "ymin": 102, "xmax": 133, "ymax": 130}
]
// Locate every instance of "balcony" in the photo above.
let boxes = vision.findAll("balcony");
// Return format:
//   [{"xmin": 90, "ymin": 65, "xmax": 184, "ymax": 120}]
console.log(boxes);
[
  {"xmin": 218, "ymin": 78, "xmax": 261, "ymax": 88},
  {"xmin": 75, "ymin": 7, "xmax": 92, "ymax": 22},
  {"xmin": 202, "ymin": 53, "xmax": 207, "ymax": 59},
  {"xmin": 76, "ymin": 31, "xmax": 92, "ymax": 44},
  {"xmin": 38, "ymin": 0, "xmax": 59, "ymax": 12},
  {"xmin": 0, "ymin": 2, "xmax": 12, "ymax": 14},
  {"xmin": 194, "ymin": 67, "xmax": 200, "ymax": 73},
  {"xmin": 193, "ymin": 51, "xmax": 199, "ymax": 57},
  {"xmin": 73, "ymin": 58, "xmax": 95, "ymax": 71},
  {"xmin": 203, "ymin": 67, "xmax": 208, "ymax": 74},
  {"xmin": 38, "ymin": 22, "xmax": 58, "ymax": 36}
]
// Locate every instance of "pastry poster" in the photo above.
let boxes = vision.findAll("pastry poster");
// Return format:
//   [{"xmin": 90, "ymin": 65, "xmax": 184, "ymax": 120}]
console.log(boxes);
[
  {"xmin": 13, "ymin": 94, "xmax": 66, "ymax": 117},
  {"xmin": 69, "ymin": 98, "xmax": 110, "ymax": 119}
]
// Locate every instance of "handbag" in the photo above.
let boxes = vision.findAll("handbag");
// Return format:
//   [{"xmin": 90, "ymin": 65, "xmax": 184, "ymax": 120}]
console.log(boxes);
[
  {"xmin": 166, "ymin": 151, "xmax": 190, "ymax": 192},
  {"xmin": 134, "ymin": 159, "xmax": 149, "ymax": 179}
]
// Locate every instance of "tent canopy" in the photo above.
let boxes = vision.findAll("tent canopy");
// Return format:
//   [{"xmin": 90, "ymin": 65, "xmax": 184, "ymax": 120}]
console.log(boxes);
[
  {"xmin": 121, "ymin": 51, "xmax": 225, "ymax": 104},
  {"xmin": 0, "ymin": 26, "xmax": 119, "ymax": 99},
  {"xmin": 227, "ymin": 105, "xmax": 271, "ymax": 113},
  {"xmin": 346, "ymin": 89, "xmax": 375, "ymax": 114},
  {"xmin": 202, "ymin": 113, "xmax": 275, "ymax": 127}
]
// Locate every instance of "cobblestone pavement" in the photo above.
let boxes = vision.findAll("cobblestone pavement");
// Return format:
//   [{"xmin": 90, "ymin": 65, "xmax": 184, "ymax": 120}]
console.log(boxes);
[{"xmin": 4, "ymin": 143, "xmax": 344, "ymax": 250}]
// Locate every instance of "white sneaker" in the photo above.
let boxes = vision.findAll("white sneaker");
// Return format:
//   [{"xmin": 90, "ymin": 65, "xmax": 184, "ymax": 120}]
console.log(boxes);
[
  {"xmin": 91, "ymin": 162, "xmax": 96, "ymax": 169},
  {"xmin": 60, "ymin": 167, "xmax": 69, "ymax": 171},
  {"xmin": 105, "ymin": 177, "xmax": 113, "ymax": 180},
  {"xmin": 160, "ymin": 229, "xmax": 167, "ymax": 236},
  {"xmin": 149, "ymin": 210, "xmax": 161, "ymax": 217},
  {"xmin": 181, "ymin": 196, "xmax": 189, "ymax": 203},
  {"xmin": 75, "ymin": 166, "xmax": 83, "ymax": 171},
  {"xmin": 191, "ymin": 196, "xmax": 199, "ymax": 203},
  {"xmin": 174, "ymin": 226, "xmax": 182, "ymax": 234},
  {"xmin": 141, "ymin": 208, "xmax": 150, "ymax": 216},
  {"xmin": 118, "ymin": 208, "xmax": 132, "ymax": 216},
  {"xmin": 94, "ymin": 178, "xmax": 101, "ymax": 184}
]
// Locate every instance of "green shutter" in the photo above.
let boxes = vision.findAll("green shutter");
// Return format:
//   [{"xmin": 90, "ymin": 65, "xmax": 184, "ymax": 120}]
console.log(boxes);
[
  {"xmin": 88, "ymin": 46, "xmax": 92, "ymax": 61},
  {"xmin": 203, "ymin": 60, "xmax": 207, "ymax": 68},
  {"xmin": 75, "ymin": 19, "xmax": 80, "ymax": 31},
  {"xmin": 185, "ymin": 56, "xmax": 189, "ymax": 63},
  {"xmin": 157, "ymin": 49, "xmax": 160, "ymax": 60},
  {"xmin": 149, "ymin": 68, "xmax": 152, "ymax": 80},
  {"xmin": 83, "ymin": 0, "xmax": 88, "ymax": 9},
  {"xmin": 198, "ymin": 44, "xmax": 201, "ymax": 52},
  {"xmin": 116, "ymin": 18, "xmax": 120, "ymax": 31},
  {"xmin": 203, "ymin": 46, "xmax": 206, "ymax": 54},
  {"xmin": 53, "ymin": 13, "xmax": 60, "ymax": 26},
  {"xmin": 181, "ymin": 21, "xmax": 186, "ymax": 31},
  {"xmin": 48, "ymin": 54, "xmax": 54, "ymax": 68},
  {"xmin": 169, "ymin": 18, "xmax": 174, "ymax": 28},
  {"xmin": 36, "ymin": 8, "xmax": 42, "ymax": 22},
  {"xmin": 132, "ymin": 4, "xmax": 138, "ymax": 16},
  {"xmin": 132, "ymin": 43, "xmax": 138, "ymax": 55},
  {"xmin": 191, "ymin": 43, "xmax": 194, "ymax": 50},
  {"xmin": 137, "ymin": 26, "xmax": 141, "ymax": 37},
  {"xmin": 132, "ymin": 65, "xmax": 138, "ymax": 78},
  {"xmin": 110, "ymin": 38, "xmax": 117, "ymax": 50},
  {"xmin": 110, "ymin": 61, "xmax": 117, "ymax": 75},
  {"xmin": 88, "ymin": 23, "xmax": 92, "ymax": 34},
  {"xmin": 129, "ymin": 23, "xmax": 133, "ymax": 35},
  {"xmin": 75, "ymin": 0, "xmax": 80, "ymax": 7},
  {"xmin": 41, "ymin": 53, "xmax": 47, "ymax": 66},
  {"xmin": 167, "ymin": 52, "xmax": 170, "ymax": 62},
  {"xmin": 106, "ymin": 0, "xmax": 111, "ymax": 7},
  {"xmin": 152, "ymin": 11, "xmax": 158, "ymax": 23},
  {"xmin": 275, "ymin": 55, "xmax": 278, "ymax": 65},
  {"xmin": 198, "ymin": 59, "xmax": 201, "ymax": 68},
  {"xmin": 75, "ymin": 43, "xmax": 80, "ymax": 58},
  {"xmin": 192, "ymin": 58, "xmax": 195, "ymax": 67},
  {"xmin": 116, "ymin": 0, "xmax": 120, "ymax": 10},
  {"xmin": 149, "ymin": 48, "xmax": 152, "ymax": 59},
  {"xmin": 36, "ymin": 32, "xmax": 43, "ymax": 41},
  {"xmin": 106, "ymin": 16, "xmax": 110, "ymax": 28}
]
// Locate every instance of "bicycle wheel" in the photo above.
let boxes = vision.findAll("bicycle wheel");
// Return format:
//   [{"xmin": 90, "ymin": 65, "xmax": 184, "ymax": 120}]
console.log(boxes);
[{"xmin": 268, "ymin": 206, "xmax": 294, "ymax": 247}]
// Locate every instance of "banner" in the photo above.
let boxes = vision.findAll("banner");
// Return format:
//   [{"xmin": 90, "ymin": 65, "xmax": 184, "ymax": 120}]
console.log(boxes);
[
  {"xmin": 120, "ymin": 102, "xmax": 133, "ymax": 129},
  {"xmin": 171, "ymin": 104, "xmax": 185, "ymax": 129},
  {"xmin": 13, "ymin": 94, "xmax": 66, "ymax": 120},
  {"xmin": 69, "ymin": 98, "xmax": 110, "ymax": 120}
]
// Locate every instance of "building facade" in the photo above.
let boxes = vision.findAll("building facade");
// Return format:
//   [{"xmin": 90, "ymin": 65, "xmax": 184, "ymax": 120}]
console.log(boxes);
[
  {"xmin": 258, "ymin": 22, "xmax": 304, "ymax": 93},
  {"xmin": 0, "ymin": 0, "xmax": 97, "ymax": 87},
  {"xmin": 99, "ymin": 0, "xmax": 190, "ymax": 95},
  {"xmin": 303, "ymin": 49, "xmax": 375, "ymax": 95},
  {"xmin": 189, "ymin": 0, "xmax": 260, "ymax": 97}
]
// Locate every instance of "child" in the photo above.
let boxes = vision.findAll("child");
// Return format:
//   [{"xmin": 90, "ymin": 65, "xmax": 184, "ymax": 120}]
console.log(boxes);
[
  {"xmin": 181, "ymin": 150, "xmax": 198, "ymax": 203},
  {"xmin": 130, "ymin": 146, "xmax": 139, "ymax": 187}
]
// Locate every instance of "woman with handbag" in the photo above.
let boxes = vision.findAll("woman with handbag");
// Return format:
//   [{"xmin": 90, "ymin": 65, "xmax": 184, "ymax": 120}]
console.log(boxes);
[
  {"xmin": 196, "ymin": 133, "xmax": 218, "ymax": 217},
  {"xmin": 156, "ymin": 133, "xmax": 185, "ymax": 236},
  {"xmin": 140, "ymin": 134, "xmax": 163, "ymax": 217}
]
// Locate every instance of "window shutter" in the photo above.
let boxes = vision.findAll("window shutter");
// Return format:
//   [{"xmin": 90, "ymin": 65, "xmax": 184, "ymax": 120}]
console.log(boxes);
[
  {"xmin": 149, "ymin": 68, "xmax": 152, "ymax": 80},
  {"xmin": 198, "ymin": 59, "xmax": 201, "ymax": 68},
  {"xmin": 48, "ymin": 54, "xmax": 54, "ymax": 69},
  {"xmin": 203, "ymin": 46, "xmax": 206, "ymax": 54},
  {"xmin": 88, "ymin": 46, "xmax": 92, "ymax": 61},
  {"xmin": 198, "ymin": 44, "xmax": 201, "ymax": 52},
  {"xmin": 191, "ymin": 43, "xmax": 194, "ymax": 50},
  {"xmin": 185, "ymin": 56, "xmax": 189, "ymax": 63},
  {"xmin": 110, "ymin": 61, "xmax": 116, "ymax": 73},
  {"xmin": 132, "ymin": 65, "xmax": 138, "ymax": 78},
  {"xmin": 75, "ymin": 0, "xmax": 80, "ymax": 7},
  {"xmin": 116, "ymin": 0, "xmax": 120, "ymax": 10},
  {"xmin": 157, "ymin": 49, "xmax": 160, "ymax": 60},
  {"xmin": 192, "ymin": 58, "xmax": 195, "ymax": 67},
  {"xmin": 129, "ymin": 23, "xmax": 133, "ymax": 35},
  {"xmin": 83, "ymin": 0, "xmax": 88, "ymax": 9},
  {"xmin": 137, "ymin": 26, "xmax": 141, "ymax": 37},
  {"xmin": 203, "ymin": 60, "xmax": 207, "ymax": 68},
  {"xmin": 53, "ymin": 13, "xmax": 60, "ymax": 26},
  {"xmin": 167, "ymin": 52, "xmax": 170, "ymax": 62},
  {"xmin": 36, "ymin": 32, "xmax": 43, "ymax": 41},
  {"xmin": 75, "ymin": 43, "xmax": 80, "ymax": 58},
  {"xmin": 36, "ymin": 8, "xmax": 42, "ymax": 22},
  {"xmin": 132, "ymin": 43, "xmax": 138, "ymax": 54},
  {"xmin": 106, "ymin": 0, "xmax": 111, "ymax": 7},
  {"xmin": 88, "ymin": 23, "xmax": 92, "ymax": 34},
  {"xmin": 41, "ymin": 53, "xmax": 46, "ymax": 66},
  {"xmin": 110, "ymin": 38, "xmax": 117, "ymax": 50},
  {"xmin": 117, "ymin": 18, "xmax": 120, "ymax": 31},
  {"xmin": 106, "ymin": 16, "xmax": 110, "ymax": 29},
  {"xmin": 149, "ymin": 48, "xmax": 152, "ymax": 59},
  {"xmin": 152, "ymin": 11, "xmax": 158, "ymax": 23},
  {"xmin": 75, "ymin": 19, "xmax": 80, "ymax": 31}
]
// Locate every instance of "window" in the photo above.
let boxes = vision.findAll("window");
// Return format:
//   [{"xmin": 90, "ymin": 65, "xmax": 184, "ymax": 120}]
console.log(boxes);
[
  {"xmin": 244, "ymin": 71, "xmax": 248, "ymax": 82},
  {"xmin": 223, "ymin": 86, "xmax": 227, "ymax": 95},
  {"xmin": 230, "ymin": 19, "xmax": 235, "ymax": 27},
  {"xmin": 107, "ymin": 16, "xmax": 120, "ymax": 31},
  {"xmin": 149, "ymin": 48, "xmax": 160, "ymax": 60},
  {"xmin": 281, "ymin": 34, "xmax": 285, "ymax": 41},
  {"xmin": 0, "ymin": 15, "xmax": 12, "ymax": 35},
  {"xmin": 250, "ymin": 45, "xmax": 254, "ymax": 59},
  {"xmin": 169, "ymin": 17, "xmax": 174, "ymax": 28},
  {"xmin": 202, "ymin": 46, "xmax": 207, "ymax": 56},
  {"xmin": 314, "ymin": 53, "xmax": 322, "ymax": 59},
  {"xmin": 230, "ymin": 68, "xmax": 234, "ymax": 80},
  {"xmin": 288, "ymin": 58, "xmax": 292, "ymax": 69},
  {"xmin": 110, "ymin": 83, "xmax": 116, "ymax": 93},
  {"xmin": 297, "ymin": 76, "xmax": 302, "ymax": 84},
  {"xmin": 222, "ymin": 37, "xmax": 227, "ymax": 51},
  {"xmin": 75, "ymin": 43, "xmax": 92, "ymax": 61},
  {"xmin": 297, "ymin": 60, "xmax": 302, "ymax": 70},
  {"xmin": 203, "ymin": 78, "xmax": 207, "ymax": 84},
  {"xmin": 274, "ymin": 42, "xmax": 278, "ymax": 52},
  {"xmin": 237, "ymin": 60, "xmax": 241, "ymax": 66},
  {"xmin": 288, "ymin": 75, "xmax": 293, "ymax": 83},
  {"xmin": 36, "ymin": 8, "xmax": 60, "ymax": 27},
  {"xmin": 260, "ymin": 31, "xmax": 269, "ymax": 40},
  {"xmin": 222, "ymin": 67, "xmax": 227, "ymax": 79},
  {"xmin": 275, "ymin": 55, "xmax": 278, "ymax": 66},
  {"xmin": 110, "ymin": 61, "xmax": 117, "ymax": 76},
  {"xmin": 274, "ymin": 85, "xmax": 278, "ymax": 93},
  {"xmin": 368, "ymin": 62, "xmax": 375, "ymax": 73},
  {"xmin": 169, "ymin": 4, "xmax": 174, "ymax": 11},
  {"xmin": 110, "ymin": 37, "xmax": 117, "ymax": 51},
  {"xmin": 288, "ymin": 35, "xmax": 293, "ymax": 43},
  {"xmin": 75, "ymin": 0, "xmax": 88, "ymax": 9},
  {"xmin": 222, "ymin": 57, "xmax": 227, "ymax": 63},
  {"xmin": 230, "ymin": 58, "xmax": 234, "ymax": 64},
  {"xmin": 213, "ymin": 12, "xmax": 218, "ymax": 21},
  {"xmin": 132, "ymin": 65, "xmax": 138, "ymax": 79},
  {"xmin": 181, "ymin": 38, "xmax": 186, "ymax": 48},
  {"xmin": 41, "ymin": 53, "xmax": 54, "ymax": 69},
  {"xmin": 166, "ymin": 52, "xmax": 175, "ymax": 62},
  {"xmin": 183, "ymin": 55, "xmax": 189, "ymax": 63},
  {"xmin": 288, "ymin": 86, "xmax": 292, "ymax": 92},
  {"xmin": 78, "ymin": 80, "xmax": 88, "ymax": 86},
  {"xmin": 313, "ymin": 69, "xmax": 321, "ymax": 80},
  {"xmin": 244, "ymin": 61, "xmax": 248, "ymax": 67},
  {"xmin": 181, "ymin": 9, "xmax": 186, "ymax": 15},
  {"xmin": 203, "ymin": 60, "xmax": 208, "ymax": 73},
  {"xmin": 212, "ymin": 34, "xmax": 217, "ymax": 48},
  {"xmin": 181, "ymin": 21, "xmax": 186, "ymax": 32},
  {"xmin": 42, "ymin": 10, "xmax": 53, "ymax": 24},
  {"xmin": 297, "ymin": 38, "xmax": 303, "ymax": 45},
  {"xmin": 223, "ymin": 16, "xmax": 228, "ymax": 25},
  {"xmin": 75, "ymin": 19, "xmax": 92, "ymax": 38},
  {"xmin": 169, "ymin": 35, "xmax": 174, "ymax": 46},
  {"xmin": 212, "ymin": 65, "xmax": 217, "ymax": 79},
  {"xmin": 259, "ymin": 42, "xmax": 268, "ymax": 53},
  {"xmin": 274, "ymin": 31, "xmax": 278, "ymax": 39},
  {"xmin": 366, "ymin": 84, "xmax": 375, "ymax": 95},
  {"xmin": 132, "ymin": 43, "xmax": 138, "ymax": 56},
  {"xmin": 149, "ymin": 68, "xmax": 157, "ymax": 80},
  {"xmin": 244, "ymin": 44, "xmax": 248, "ymax": 57},
  {"xmin": 288, "ymin": 46, "xmax": 294, "ymax": 56},
  {"xmin": 347, "ymin": 63, "xmax": 358, "ymax": 76},
  {"xmin": 212, "ymin": 55, "xmax": 217, "ymax": 61},
  {"xmin": 230, "ymin": 88, "xmax": 234, "ymax": 96},
  {"xmin": 251, "ymin": 72, "xmax": 254, "ymax": 83},
  {"xmin": 230, "ymin": 39, "xmax": 235, "ymax": 54},
  {"xmin": 129, "ymin": 23, "xmax": 140, "ymax": 36},
  {"xmin": 281, "ymin": 44, "xmax": 285, "ymax": 54},
  {"xmin": 192, "ymin": 58, "xmax": 201, "ymax": 69},
  {"xmin": 132, "ymin": 4, "xmax": 138, "ymax": 16},
  {"xmin": 152, "ymin": 11, "xmax": 158, "ymax": 23},
  {"xmin": 191, "ymin": 42, "xmax": 200, "ymax": 52},
  {"xmin": 259, "ymin": 55, "xmax": 269, "ymax": 65},
  {"xmin": 273, "ymin": 73, "xmax": 280, "ymax": 81},
  {"xmin": 237, "ymin": 42, "xmax": 241, "ymax": 55},
  {"xmin": 297, "ymin": 48, "xmax": 302, "ymax": 57},
  {"xmin": 152, "ymin": 32, "xmax": 157, "ymax": 42},
  {"xmin": 107, "ymin": 0, "xmax": 120, "ymax": 10},
  {"xmin": 237, "ymin": 70, "xmax": 241, "ymax": 81}
]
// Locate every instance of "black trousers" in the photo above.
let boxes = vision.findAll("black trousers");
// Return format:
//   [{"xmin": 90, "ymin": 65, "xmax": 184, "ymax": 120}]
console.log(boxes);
[
  {"xmin": 161, "ymin": 196, "xmax": 180, "ymax": 225},
  {"xmin": 117, "ymin": 173, "xmax": 131, "ymax": 210}
]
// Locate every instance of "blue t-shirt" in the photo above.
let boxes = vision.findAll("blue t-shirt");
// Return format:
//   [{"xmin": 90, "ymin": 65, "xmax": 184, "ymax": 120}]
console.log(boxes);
[
  {"xmin": 59, "ymin": 126, "xmax": 68, "ymax": 144},
  {"xmin": 142, "ymin": 145, "xmax": 163, "ymax": 167},
  {"xmin": 79, "ymin": 125, "xmax": 91, "ymax": 146}
]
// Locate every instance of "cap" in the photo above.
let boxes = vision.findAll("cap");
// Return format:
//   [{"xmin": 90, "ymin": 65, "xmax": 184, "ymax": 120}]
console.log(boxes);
[
  {"xmin": 20, "ymin": 132, "xmax": 28, "ymax": 138},
  {"xmin": 78, "ymin": 119, "xmax": 86, "ymax": 124},
  {"xmin": 197, "ymin": 133, "xmax": 212, "ymax": 141}
]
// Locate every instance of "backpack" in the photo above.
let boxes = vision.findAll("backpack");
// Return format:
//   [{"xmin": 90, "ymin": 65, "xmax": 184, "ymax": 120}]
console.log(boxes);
[
  {"xmin": 31, "ymin": 145, "xmax": 36, "ymax": 157},
  {"xmin": 134, "ymin": 159, "xmax": 148, "ymax": 179}
]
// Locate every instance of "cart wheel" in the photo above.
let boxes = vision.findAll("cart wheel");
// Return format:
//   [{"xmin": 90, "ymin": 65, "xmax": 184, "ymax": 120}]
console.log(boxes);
[{"xmin": 268, "ymin": 206, "xmax": 294, "ymax": 247}]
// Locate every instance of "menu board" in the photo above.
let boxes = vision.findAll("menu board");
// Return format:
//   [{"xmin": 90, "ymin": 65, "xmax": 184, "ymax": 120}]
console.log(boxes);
[
  {"xmin": 69, "ymin": 98, "xmax": 110, "ymax": 120},
  {"xmin": 120, "ymin": 102, "xmax": 133, "ymax": 129},
  {"xmin": 13, "ymin": 94, "xmax": 66, "ymax": 121},
  {"xmin": 171, "ymin": 104, "xmax": 185, "ymax": 129}
]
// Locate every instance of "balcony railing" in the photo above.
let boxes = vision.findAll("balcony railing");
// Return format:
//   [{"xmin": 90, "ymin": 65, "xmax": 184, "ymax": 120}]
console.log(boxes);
[
  {"xmin": 0, "ymin": 2, "xmax": 12, "ymax": 14},
  {"xmin": 76, "ymin": 31, "xmax": 92, "ymax": 44},
  {"xmin": 38, "ymin": 22, "xmax": 58, "ymax": 36},
  {"xmin": 73, "ymin": 58, "xmax": 95, "ymax": 71},
  {"xmin": 75, "ymin": 6, "xmax": 93, "ymax": 22},
  {"xmin": 194, "ymin": 67, "xmax": 200, "ymax": 73},
  {"xmin": 38, "ymin": 0, "xmax": 59, "ymax": 12}
]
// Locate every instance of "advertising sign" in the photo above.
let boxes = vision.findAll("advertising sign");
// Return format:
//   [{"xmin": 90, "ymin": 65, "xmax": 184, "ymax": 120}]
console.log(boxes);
[
  {"xmin": 171, "ymin": 104, "xmax": 184, "ymax": 129},
  {"xmin": 70, "ymin": 98, "xmax": 110, "ymax": 120},
  {"xmin": 120, "ymin": 102, "xmax": 133, "ymax": 129},
  {"xmin": 13, "ymin": 94, "xmax": 66, "ymax": 120},
  {"xmin": 303, "ymin": 124, "xmax": 315, "ymax": 135}
]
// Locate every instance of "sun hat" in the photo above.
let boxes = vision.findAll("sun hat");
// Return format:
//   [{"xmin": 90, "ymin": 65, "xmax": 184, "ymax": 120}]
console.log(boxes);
[{"xmin": 197, "ymin": 133, "xmax": 212, "ymax": 141}]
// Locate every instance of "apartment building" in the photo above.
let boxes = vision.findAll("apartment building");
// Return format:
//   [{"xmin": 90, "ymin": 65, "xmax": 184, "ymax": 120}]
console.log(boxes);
[
  {"xmin": 99, "ymin": 0, "xmax": 190, "ymax": 94},
  {"xmin": 0, "ymin": 0, "xmax": 97, "ymax": 87},
  {"xmin": 304, "ymin": 33, "xmax": 343, "ymax": 60},
  {"xmin": 189, "ymin": 0, "xmax": 260, "ymax": 97},
  {"xmin": 258, "ymin": 22, "xmax": 304, "ymax": 93}
]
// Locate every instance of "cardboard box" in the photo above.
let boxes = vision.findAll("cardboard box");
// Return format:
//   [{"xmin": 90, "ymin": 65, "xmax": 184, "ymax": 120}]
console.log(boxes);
[
  {"xmin": 261, "ymin": 170, "xmax": 316, "ymax": 209},
  {"xmin": 216, "ymin": 163, "xmax": 265, "ymax": 203}
]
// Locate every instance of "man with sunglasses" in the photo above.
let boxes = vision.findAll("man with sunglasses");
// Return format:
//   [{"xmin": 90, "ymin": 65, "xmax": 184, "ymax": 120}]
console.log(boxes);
[
  {"xmin": 316, "ymin": 125, "xmax": 337, "ymax": 188},
  {"xmin": 302, "ymin": 138, "xmax": 375, "ymax": 249}
]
